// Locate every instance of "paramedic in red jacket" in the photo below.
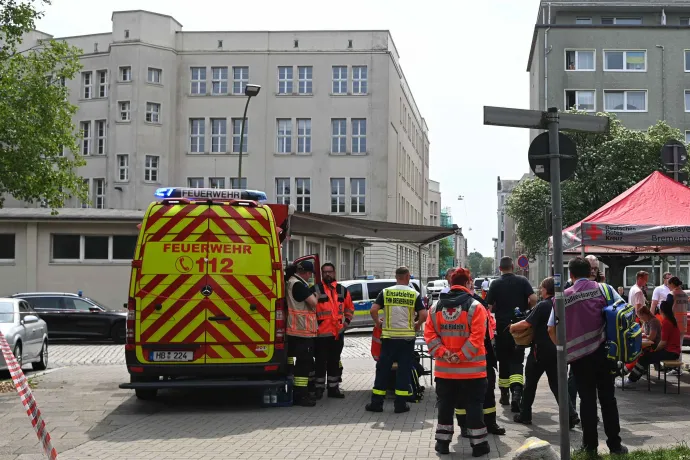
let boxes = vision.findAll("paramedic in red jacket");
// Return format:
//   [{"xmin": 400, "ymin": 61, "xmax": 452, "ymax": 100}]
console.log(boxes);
[{"xmin": 425, "ymin": 268, "xmax": 490, "ymax": 457}]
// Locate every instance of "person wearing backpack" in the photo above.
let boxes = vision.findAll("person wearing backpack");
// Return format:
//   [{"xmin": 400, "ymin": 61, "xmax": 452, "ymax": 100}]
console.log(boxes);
[
  {"xmin": 617, "ymin": 299, "xmax": 681, "ymax": 387},
  {"xmin": 547, "ymin": 257, "xmax": 627, "ymax": 456}
]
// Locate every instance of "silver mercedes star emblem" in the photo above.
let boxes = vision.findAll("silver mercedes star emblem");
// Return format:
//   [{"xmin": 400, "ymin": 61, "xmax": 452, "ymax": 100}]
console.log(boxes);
[{"xmin": 201, "ymin": 285, "xmax": 213, "ymax": 296}]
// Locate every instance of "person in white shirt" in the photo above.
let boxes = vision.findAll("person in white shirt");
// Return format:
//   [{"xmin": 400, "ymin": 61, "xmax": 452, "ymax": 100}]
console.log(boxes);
[
  {"xmin": 439, "ymin": 268, "xmax": 455, "ymax": 295},
  {"xmin": 628, "ymin": 271, "xmax": 649, "ymax": 317},
  {"xmin": 651, "ymin": 272, "xmax": 672, "ymax": 315},
  {"xmin": 481, "ymin": 278, "xmax": 490, "ymax": 292}
]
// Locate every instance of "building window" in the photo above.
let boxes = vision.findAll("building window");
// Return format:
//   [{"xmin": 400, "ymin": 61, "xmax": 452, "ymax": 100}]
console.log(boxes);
[
  {"xmin": 119, "ymin": 66, "xmax": 131, "ymax": 82},
  {"xmin": 330, "ymin": 178, "xmax": 345, "ymax": 214},
  {"xmin": 277, "ymin": 119, "xmax": 292, "ymax": 153},
  {"xmin": 93, "ymin": 178, "xmax": 105, "ymax": 209},
  {"xmin": 296, "ymin": 178, "xmax": 310, "ymax": 212},
  {"xmin": 80, "ymin": 121, "xmax": 91, "ymax": 155},
  {"xmin": 604, "ymin": 50, "xmax": 646, "ymax": 71},
  {"xmin": 96, "ymin": 120, "xmax": 106, "ymax": 154},
  {"xmin": 232, "ymin": 66, "xmax": 249, "ymax": 94},
  {"xmin": 278, "ymin": 66, "xmax": 293, "ymax": 94},
  {"xmin": 350, "ymin": 178, "xmax": 366, "ymax": 214},
  {"xmin": 331, "ymin": 118, "xmax": 347, "ymax": 154},
  {"xmin": 191, "ymin": 67, "xmax": 206, "ymax": 95},
  {"xmin": 144, "ymin": 155, "xmax": 159, "ymax": 182},
  {"xmin": 565, "ymin": 90, "xmax": 595, "ymax": 111},
  {"xmin": 79, "ymin": 178, "xmax": 90, "ymax": 208},
  {"xmin": 565, "ymin": 50, "xmax": 595, "ymax": 71},
  {"xmin": 145, "ymin": 103, "xmax": 161, "ymax": 123},
  {"xmin": 686, "ymin": 131, "xmax": 690, "ymax": 144},
  {"xmin": 297, "ymin": 118, "xmax": 311, "ymax": 154},
  {"xmin": 602, "ymin": 17, "xmax": 642, "ymax": 25},
  {"xmin": 685, "ymin": 51, "xmax": 690, "ymax": 72},
  {"xmin": 325, "ymin": 245, "xmax": 337, "ymax": 265},
  {"xmin": 332, "ymin": 66, "xmax": 347, "ymax": 94},
  {"xmin": 0, "ymin": 234, "xmax": 15, "ymax": 260},
  {"xmin": 352, "ymin": 119, "xmax": 367, "ymax": 154},
  {"xmin": 341, "ymin": 248, "xmax": 351, "ymax": 279},
  {"xmin": 51, "ymin": 235, "xmax": 137, "ymax": 262},
  {"xmin": 230, "ymin": 177, "xmax": 247, "ymax": 189},
  {"xmin": 118, "ymin": 101, "xmax": 130, "ymax": 122},
  {"xmin": 211, "ymin": 66, "xmax": 228, "ymax": 95},
  {"xmin": 684, "ymin": 91, "xmax": 690, "ymax": 112},
  {"xmin": 276, "ymin": 178, "xmax": 290, "ymax": 205},
  {"xmin": 209, "ymin": 177, "xmax": 225, "ymax": 189},
  {"xmin": 82, "ymin": 71, "xmax": 92, "ymax": 99},
  {"xmin": 190, "ymin": 118, "xmax": 205, "ymax": 153},
  {"xmin": 298, "ymin": 66, "xmax": 312, "ymax": 94},
  {"xmin": 603, "ymin": 90, "xmax": 647, "ymax": 112},
  {"xmin": 188, "ymin": 177, "xmax": 204, "ymax": 188},
  {"xmin": 682, "ymin": 17, "xmax": 690, "ymax": 26},
  {"xmin": 116, "ymin": 154, "xmax": 129, "ymax": 182},
  {"xmin": 97, "ymin": 70, "xmax": 108, "ymax": 97},
  {"xmin": 211, "ymin": 118, "xmax": 227, "ymax": 153},
  {"xmin": 352, "ymin": 65, "xmax": 368, "ymax": 94},
  {"xmin": 576, "ymin": 17, "xmax": 592, "ymax": 24},
  {"xmin": 306, "ymin": 242, "xmax": 320, "ymax": 257},
  {"xmin": 147, "ymin": 67, "xmax": 162, "ymax": 84},
  {"xmin": 232, "ymin": 118, "xmax": 248, "ymax": 153}
]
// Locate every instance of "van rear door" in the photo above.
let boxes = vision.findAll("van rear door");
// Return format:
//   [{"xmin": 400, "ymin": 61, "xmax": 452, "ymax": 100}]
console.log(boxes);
[
  {"xmin": 203, "ymin": 203, "xmax": 282, "ymax": 364},
  {"xmin": 134, "ymin": 202, "xmax": 210, "ymax": 365}
]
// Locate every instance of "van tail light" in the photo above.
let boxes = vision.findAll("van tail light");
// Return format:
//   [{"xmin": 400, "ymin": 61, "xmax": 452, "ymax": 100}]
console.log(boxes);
[
  {"xmin": 126, "ymin": 297, "xmax": 136, "ymax": 348},
  {"xmin": 275, "ymin": 298, "xmax": 286, "ymax": 343}
]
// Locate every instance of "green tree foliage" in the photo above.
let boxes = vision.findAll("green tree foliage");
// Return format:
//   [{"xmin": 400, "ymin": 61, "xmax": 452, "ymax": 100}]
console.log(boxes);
[
  {"xmin": 438, "ymin": 237, "xmax": 455, "ymax": 275},
  {"xmin": 467, "ymin": 251, "xmax": 483, "ymax": 276},
  {"xmin": 480, "ymin": 257, "xmax": 494, "ymax": 276},
  {"xmin": 0, "ymin": 0, "xmax": 86, "ymax": 209},
  {"xmin": 505, "ymin": 114, "xmax": 686, "ymax": 286}
]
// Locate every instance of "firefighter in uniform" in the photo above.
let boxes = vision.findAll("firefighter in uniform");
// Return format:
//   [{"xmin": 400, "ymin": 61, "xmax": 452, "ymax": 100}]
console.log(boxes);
[
  {"xmin": 456, "ymin": 294, "xmax": 506, "ymax": 436},
  {"xmin": 365, "ymin": 266, "xmax": 427, "ymax": 414},
  {"xmin": 486, "ymin": 256, "xmax": 537, "ymax": 413},
  {"xmin": 425, "ymin": 267, "xmax": 491, "ymax": 457},
  {"xmin": 286, "ymin": 261, "xmax": 319, "ymax": 407},
  {"xmin": 312, "ymin": 262, "xmax": 354, "ymax": 399}
]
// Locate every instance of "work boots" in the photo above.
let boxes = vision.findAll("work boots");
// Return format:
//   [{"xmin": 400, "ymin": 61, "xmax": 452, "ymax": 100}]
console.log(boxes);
[
  {"xmin": 472, "ymin": 441, "xmax": 491, "ymax": 457},
  {"xmin": 511, "ymin": 387, "xmax": 522, "ymax": 413},
  {"xmin": 499, "ymin": 388, "xmax": 510, "ymax": 406},
  {"xmin": 293, "ymin": 391, "xmax": 316, "ymax": 407},
  {"xmin": 435, "ymin": 441, "xmax": 450, "ymax": 455},
  {"xmin": 327, "ymin": 387, "xmax": 345, "ymax": 399}
]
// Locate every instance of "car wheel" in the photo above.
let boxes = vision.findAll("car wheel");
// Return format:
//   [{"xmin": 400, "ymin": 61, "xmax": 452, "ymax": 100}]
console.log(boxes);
[
  {"xmin": 131, "ymin": 375, "xmax": 158, "ymax": 400},
  {"xmin": 111, "ymin": 322, "xmax": 126, "ymax": 344},
  {"xmin": 13, "ymin": 343, "xmax": 22, "ymax": 369},
  {"xmin": 32, "ymin": 341, "xmax": 48, "ymax": 371}
]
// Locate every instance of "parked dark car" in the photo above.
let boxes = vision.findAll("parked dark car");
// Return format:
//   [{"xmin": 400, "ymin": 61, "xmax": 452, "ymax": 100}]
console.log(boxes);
[{"xmin": 9, "ymin": 292, "xmax": 126, "ymax": 343}]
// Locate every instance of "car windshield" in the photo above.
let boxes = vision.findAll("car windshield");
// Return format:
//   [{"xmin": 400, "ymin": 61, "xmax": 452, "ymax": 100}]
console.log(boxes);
[
  {"xmin": 83, "ymin": 297, "xmax": 107, "ymax": 309},
  {"xmin": 0, "ymin": 302, "xmax": 14, "ymax": 323}
]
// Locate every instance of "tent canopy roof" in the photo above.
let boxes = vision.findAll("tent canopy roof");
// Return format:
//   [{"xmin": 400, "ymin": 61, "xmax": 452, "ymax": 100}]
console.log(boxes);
[{"xmin": 289, "ymin": 212, "xmax": 458, "ymax": 245}]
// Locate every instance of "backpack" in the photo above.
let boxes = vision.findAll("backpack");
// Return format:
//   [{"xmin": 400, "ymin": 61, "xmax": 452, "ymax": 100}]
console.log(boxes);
[{"xmin": 600, "ymin": 283, "xmax": 642, "ymax": 365}]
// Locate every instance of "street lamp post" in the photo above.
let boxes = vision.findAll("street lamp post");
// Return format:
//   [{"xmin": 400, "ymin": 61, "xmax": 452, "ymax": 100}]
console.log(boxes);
[{"xmin": 236, "ymin": 84, "xmax": 261, "ymax": 187}]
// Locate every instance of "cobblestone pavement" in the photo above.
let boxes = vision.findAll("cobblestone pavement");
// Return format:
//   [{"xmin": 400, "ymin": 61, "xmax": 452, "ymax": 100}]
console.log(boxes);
[{"xmin": 2, "ymin": 337, "xmax": 690, "ymax": 459}]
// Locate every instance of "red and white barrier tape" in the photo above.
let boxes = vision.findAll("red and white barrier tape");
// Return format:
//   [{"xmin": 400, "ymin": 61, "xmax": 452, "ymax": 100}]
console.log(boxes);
[{"xmin": 0, "ymin": 330, "xmax": 58, "ymax": 460}]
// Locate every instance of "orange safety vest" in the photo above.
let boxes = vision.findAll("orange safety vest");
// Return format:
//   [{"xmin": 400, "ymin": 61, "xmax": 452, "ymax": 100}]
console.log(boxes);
[
  {"xmin": 371, "ymin": 325, "xmax": 382, "ymax": 361},
  {"xmin": 424, "ymin": 285, "xmax": 488, "ymax": 380},
  {"xmin": 313, "ymin": 281, "xmax": 354, "ymax": 337},
  {"xmin": 488, "ymin": 313, "xmax": 496, "ymax": 340},
  {"xmin": 286, "ymin": 275, "xmax": 317, "ymax": 338}
]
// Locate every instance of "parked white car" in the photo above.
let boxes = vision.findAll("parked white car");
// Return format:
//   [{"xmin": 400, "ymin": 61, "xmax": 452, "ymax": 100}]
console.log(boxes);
[{"xmin": 0, "ymin": 298, "xmax": 49, "ymax": 372}]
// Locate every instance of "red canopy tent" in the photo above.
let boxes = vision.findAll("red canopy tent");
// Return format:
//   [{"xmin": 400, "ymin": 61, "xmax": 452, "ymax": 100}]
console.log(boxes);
[{"xmin": 556, "ymin": 171, "xmax": 690, "ymax": 255}]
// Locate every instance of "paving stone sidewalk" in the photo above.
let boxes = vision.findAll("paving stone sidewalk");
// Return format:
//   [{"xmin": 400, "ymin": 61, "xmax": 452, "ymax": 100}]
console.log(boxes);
[{"xmin": 3, "ymin": 357, "xmax": 690, "ymax": 459}]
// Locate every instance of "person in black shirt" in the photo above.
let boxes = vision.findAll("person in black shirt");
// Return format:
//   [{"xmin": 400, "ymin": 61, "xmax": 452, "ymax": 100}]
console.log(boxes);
[
  {"xmin": 510, "ymin": 277, "xmax": 579, "ymax": 427},
  {"xmin": 485, "ymin": 256, "xmax": 537, "ymax": 412}
]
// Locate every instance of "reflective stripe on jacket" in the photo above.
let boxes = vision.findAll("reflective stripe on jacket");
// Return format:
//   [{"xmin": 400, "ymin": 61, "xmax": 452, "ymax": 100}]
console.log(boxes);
[
  {"xmin": 286, "ymin": 275, "xmax": 317, "ymax": 338},
  {"xmin": 381, "ymin": 285, "xmax": 418, "ymax": 339},
  {"xmin": 424, "ymin": 286, "xmax": 487, "ymax": 379},
  {"xmin": 563, "ymin": 279, "xmax": 608, "ymax": 363},
  {"xmin": 313, "ymin": 282, "xmax": 354, "ymax": 337}
]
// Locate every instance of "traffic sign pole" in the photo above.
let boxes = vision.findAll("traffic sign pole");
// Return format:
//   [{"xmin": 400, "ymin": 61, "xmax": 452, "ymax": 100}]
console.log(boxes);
[{"xmin": 546, "ymin": 108, "xmax": 571, "ymax": 460}]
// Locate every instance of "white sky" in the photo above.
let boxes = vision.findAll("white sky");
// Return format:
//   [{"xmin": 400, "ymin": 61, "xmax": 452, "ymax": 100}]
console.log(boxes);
[{"xmin": 36, "ymin": 0, "xmax": 539, "ymax": 257}]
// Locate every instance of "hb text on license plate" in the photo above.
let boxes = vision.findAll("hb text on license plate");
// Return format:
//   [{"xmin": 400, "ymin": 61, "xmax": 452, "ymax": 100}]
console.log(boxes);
[{"xmin": 149, "ymin": 351, "xmax": 194, "ymax": 362}]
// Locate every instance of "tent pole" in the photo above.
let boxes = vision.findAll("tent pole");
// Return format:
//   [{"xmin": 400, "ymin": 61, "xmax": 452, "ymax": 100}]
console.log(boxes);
[{"xmin": 580, "ymin": 223, "xmax": 585, "ymax": 257}]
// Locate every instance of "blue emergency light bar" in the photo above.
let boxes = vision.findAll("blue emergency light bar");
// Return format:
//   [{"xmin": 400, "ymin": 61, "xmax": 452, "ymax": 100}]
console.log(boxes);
[{"xmin": 154, "ymin": 187, "xmax": 268, "ymax": 203}]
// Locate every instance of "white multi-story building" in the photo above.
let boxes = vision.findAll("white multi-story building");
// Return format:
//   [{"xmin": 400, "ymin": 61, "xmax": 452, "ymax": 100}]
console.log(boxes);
[{"xmin": 0, "ymin": 10, "xmax": 435, "ymax": 304}]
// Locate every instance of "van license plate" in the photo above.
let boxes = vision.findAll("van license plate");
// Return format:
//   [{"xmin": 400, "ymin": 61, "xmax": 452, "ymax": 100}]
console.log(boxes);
[{"xmin": 149, "ymin": 351, "xmax": 194, "ymax": 362}]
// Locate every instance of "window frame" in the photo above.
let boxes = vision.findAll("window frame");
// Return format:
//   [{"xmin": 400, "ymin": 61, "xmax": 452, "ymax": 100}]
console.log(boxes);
[
  {"xmin": 278, "ymin": 66, "xmax": 294, "ymax": 95},
  {"xmin": 116, "ymin": 154, "xmax": 129, "ymax": 182},
  {"xmin": 190, "ymin": 118, "xmax": 205, "ymax": 153},
  {"xmin": 332, "ymin": 66, "xmax": 348, "ymax": 95},
  {"xmin": 296, "ymin": 177, "xmax": 311, "ymax": 212},
  {"xmin": 145, "ymin": 102, "xmax": 161, "ymax": 124},
  {"xmin": 331, "ymin": 118, "xmax": 347, "ymax": 154},
  {"xmin": 187, "ymin": 177, "xmax": 204, "ymax": 189},
  {"xmin": 232, "ymin": 118, "xmax": 248, "ymax": 154},
  {"xmin": 603, "ymin": 49, "xmax": 647, "ymax": 72},
  {"xmin": 575, "ymin": 17, "xmax": 592, "ymax": 24},
  {"xmin": 190, "ymin": 67, "xmax": 207, "ymax": 95},
  {"xmin": 118, "ymin": 101, "xmax": 131, "ymax": 122},
  {"xmin": 564, "ymin": 89, "xmax": 596, "ymax": 112},
  {"xmin": 82, "ymin": 71, "xmax": 93, "ymax": 99},
  {"xmin": 93, "ymin": 178, "xmax": 105, "ymax": 209},
  {"xmin": 97, "ymin": 70, "xmax": 108, "ymax": 98},
  {"xmin": 211, "ymin": 118, "xmax": 228, "ymax": 153},
  {"xmin": 685, "ymin": 131, "xmax": 690, "ymax": 144},
  {"xmin": 209, "ymin": 177, "xmax": 226, "ymax": 189},
  {"xmin": 144, "ymin": 155, "xmax": 160, "ymax": 183},
  {"xmin": 297, "ymin": 118, "xmax": 311, "ymax": 154},
  {"xmin": 232, "ymin": 66, "xmax": 249, "ymax": 95},
  {"xmin": 147, "ymin": 67, "xmax": 162, "ymax": 84},
  {"xmin": 229, "ymin": 178, "xmax": 247, "ymax": 189},
  {"xmin": 96, "ymin": 120, "xmax": 107, "ymax": 154},
  {"xmin": 564, "ymin": 49, "xmax": 596, "ymax": 71},
  {"xmin": 298, "ymin": 66, "xmax": 313, "ymax": 94},
  {"xmin": 330, "ymin": 178, "xmax": 346, "ymax": 214},
  {"xmin": 211, "ymin": 66, "xmax": 228, "ymax": 95},
  {"xmin": 275, "ymin": 177, "xmax": 291, "ymax": 205},
  {"xmin": 602, "ymin": 17, "xmax": 642, "ymax": 25},
  {"xmin": 684, "ymin": 50, "xmax": 690, "ymax": 72},
  {"xmin": 350, "ymin": 178, "xmax": 366, "ymax": 215},
  {"xmin": 351, "ymin": 118, "xmax": 367, "ymax": 154},
  {"xmin": 277, "ymin": 118, "xmax": 292, "ymax": 154},
  {"xmin": 352, "ymin": 65, "xmax": 368, "ymax": 94},
  {"xmin": 603, "ymin": 89, "xmax": 648, "ymax": 113},
  {"xmin": 50, "ymin": 234, "xmax": 137, "ymax": 263},
  {"xmin": 119, "ymin": 66, "xmax": 132, "ymax": 83},
  {"xmin": 80, "ymin": 121, "xmax": 91, "ymax": 155}
]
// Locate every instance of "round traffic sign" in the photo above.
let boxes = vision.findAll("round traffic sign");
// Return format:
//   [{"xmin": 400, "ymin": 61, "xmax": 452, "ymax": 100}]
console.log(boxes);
[
  {"xmin": 661, "ymin": 140, "xmax": 688, "ymax": 167},
  {"xmin": 517, "ymin": 255, "xmax": 529, "ymax": 269},
  {"xmin": 528, "ymin": 132, "xmax": 578, "ymax": 182}
]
